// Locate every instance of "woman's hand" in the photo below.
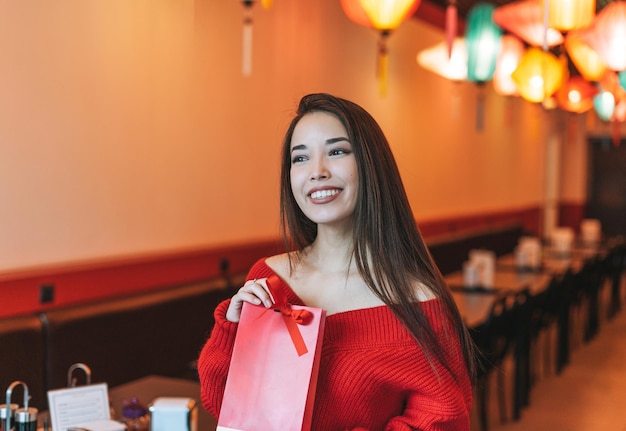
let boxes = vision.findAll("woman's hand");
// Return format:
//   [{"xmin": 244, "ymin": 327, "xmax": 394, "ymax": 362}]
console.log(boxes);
[{"xmin": 225, "ymin": 278, "xmax": 274, "ymax": 323}]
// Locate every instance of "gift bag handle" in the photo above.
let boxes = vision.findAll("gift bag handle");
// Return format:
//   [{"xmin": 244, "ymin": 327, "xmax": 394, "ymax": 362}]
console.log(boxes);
[
  {"xmin": 266, "ymin": 275, "xmax": 313, "ymax": 356},
  {"xmin": 67, "ymin": 363, "xmax": 92, "ymax": 387}
]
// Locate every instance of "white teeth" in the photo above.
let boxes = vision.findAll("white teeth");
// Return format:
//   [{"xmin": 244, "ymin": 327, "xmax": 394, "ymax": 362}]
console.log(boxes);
[{"xmin": 310, "ymin": 189, "xmax": 340, "ymax": 199}]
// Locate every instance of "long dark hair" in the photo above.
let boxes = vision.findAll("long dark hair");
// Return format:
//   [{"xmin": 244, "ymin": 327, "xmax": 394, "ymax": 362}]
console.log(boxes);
[{"xmin": 279, "ymin": 93, "xmax": 476, "ymax": 381}]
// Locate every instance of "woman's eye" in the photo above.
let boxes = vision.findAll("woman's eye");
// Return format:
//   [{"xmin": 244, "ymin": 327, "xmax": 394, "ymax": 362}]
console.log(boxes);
[
  {"xmin": 292, "ymin": 155, "xmax": 307, "ymax": 164},
  {"xmin": 329, "ymin": 148, "xmax": 351, "ymax": 156}
]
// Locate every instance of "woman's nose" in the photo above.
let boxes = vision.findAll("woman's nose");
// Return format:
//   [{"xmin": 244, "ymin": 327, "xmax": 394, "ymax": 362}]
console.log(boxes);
[{"xmin": 310, "ymin": 157, "xmax": 329, "ymax": 181}]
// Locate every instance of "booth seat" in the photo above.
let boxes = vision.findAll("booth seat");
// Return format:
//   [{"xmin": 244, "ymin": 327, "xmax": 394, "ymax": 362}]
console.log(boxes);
[
  {"xmin": 427, "ymin": 224, "xmax": 526, "ymax": 275},
  {"xmin": 0, "ymin": 314, "xmax": 46, "ymax": 409},
  {"xmin": 1, "ymin": 276, "xmax": 241, "ymax": 411}
]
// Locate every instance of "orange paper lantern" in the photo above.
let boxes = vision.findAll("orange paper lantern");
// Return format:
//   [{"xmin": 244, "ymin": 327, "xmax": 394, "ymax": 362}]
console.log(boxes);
[
  {"xmin": 358, "ymin": 0, "xmax": 421, "ymax": 30},
  {"xmin": 493, "ymin": 0, "xmax": 564, "ymax": 47},
  {"xmin": 565, "ymin": 30, "xmax": 607, "ymax": 81},
  {"xmin": 512, "ymin": 47, "xmax": 568, "ymax": 103},
  {"xmin": 555, "ymin": 76, "xmax": 598, "ymax": 112},
  {"xmin": 543, "ymin": 0, "xmax": 595, "ymax": 31},
  {"xmin": 346, "ymin": 0, "xmax": 421, "ymax": 95}
]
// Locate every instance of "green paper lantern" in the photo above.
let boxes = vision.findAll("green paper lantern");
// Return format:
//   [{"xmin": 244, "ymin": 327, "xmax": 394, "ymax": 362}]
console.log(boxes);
[
  {"xmin": 593, "ymin": 91, "xmax": 615, "ymax": 121},
  {"xmin": 466, "ymin": 3, "xmax": 502, "ymax": 83}
]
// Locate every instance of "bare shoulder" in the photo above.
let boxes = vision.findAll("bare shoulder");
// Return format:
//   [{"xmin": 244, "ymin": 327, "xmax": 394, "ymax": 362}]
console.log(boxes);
[{"xmin": 264, "ymin": 253, "xmax": 292, "ymax": 279}]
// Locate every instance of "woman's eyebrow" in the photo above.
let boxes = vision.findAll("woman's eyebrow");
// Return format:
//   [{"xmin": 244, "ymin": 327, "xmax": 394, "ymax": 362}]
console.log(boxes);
[
  {"xmin": 291, "ymin": 137, "xmax": 350, "ymax": 153},
  {"xmin": 326, "ymin": 137, "xmax": 350, "ymax": 144}
]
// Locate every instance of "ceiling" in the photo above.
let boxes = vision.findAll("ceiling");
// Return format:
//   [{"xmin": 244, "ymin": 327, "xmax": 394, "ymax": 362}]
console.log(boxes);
[{"xmin": 424, "ymin": 0, "xmax": 615, "ymax": 21}]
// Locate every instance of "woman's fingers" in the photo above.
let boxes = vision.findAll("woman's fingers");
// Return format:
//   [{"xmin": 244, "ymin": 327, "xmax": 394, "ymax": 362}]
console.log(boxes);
[
  {"xmin": 242, "ymin": 278, "xmax": 273, "ymax": 307},
  {"xmin": 225, "ymin": 278, "xmax": 273, "ymax": 322}
]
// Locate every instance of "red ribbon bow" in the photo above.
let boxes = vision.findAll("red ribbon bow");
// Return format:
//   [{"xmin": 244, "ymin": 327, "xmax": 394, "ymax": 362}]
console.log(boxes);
[{"xmin": 266, "ymin": 275, "xmax": 312, "ymax": 356}]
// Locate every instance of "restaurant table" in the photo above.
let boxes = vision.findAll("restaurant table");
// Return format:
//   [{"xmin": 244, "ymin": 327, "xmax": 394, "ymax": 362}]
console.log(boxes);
[
  {"xmin": 109, "ymin": 375, "xmax": 217, "ymax": 431},
  {"xmin": 36, "ymin": 375, "xmax": 217, "ymax": 431}
]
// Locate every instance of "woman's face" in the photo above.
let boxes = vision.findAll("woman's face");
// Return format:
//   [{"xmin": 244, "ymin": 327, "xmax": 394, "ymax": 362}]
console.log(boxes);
[{"xmin": 289, "ymin": 111, "xmax": 359, "ymax": 227}]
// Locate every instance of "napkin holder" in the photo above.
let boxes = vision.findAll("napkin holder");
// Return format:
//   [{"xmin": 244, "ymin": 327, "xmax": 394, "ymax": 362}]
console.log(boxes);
[{"xmin": 148, "ymin": 397, "xmax": 197, "ymax": 431}]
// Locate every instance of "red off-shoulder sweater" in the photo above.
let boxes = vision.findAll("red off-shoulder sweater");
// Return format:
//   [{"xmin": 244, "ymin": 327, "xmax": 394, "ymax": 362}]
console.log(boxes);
[{"xmin": 198, "ymin": 259, "xmax": 472, "ymax": 431}]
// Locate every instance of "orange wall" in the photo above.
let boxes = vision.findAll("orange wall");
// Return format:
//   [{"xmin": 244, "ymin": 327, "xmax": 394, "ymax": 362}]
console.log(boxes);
[{"xmin": 0, "ymin": 1, "xmax": 589, "ymax": 276}]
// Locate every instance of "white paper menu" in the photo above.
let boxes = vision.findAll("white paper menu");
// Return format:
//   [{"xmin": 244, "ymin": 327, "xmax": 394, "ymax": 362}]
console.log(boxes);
[{"xmin": 47, "ymin": 383, "xmax": 112, "ymax": 431}]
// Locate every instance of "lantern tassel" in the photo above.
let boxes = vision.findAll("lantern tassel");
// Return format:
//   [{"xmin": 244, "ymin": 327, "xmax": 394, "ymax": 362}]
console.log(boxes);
[
  {"xmin": 476, "ymin": 83, "xmax": 486, "ymax": 131},
  {"xmin": 242, "ymin": 2, "xmax": 254, "ymax": 77},
  {"xmin": 377, "ymin": 31, "xmax": 390, "ymax": 96}
]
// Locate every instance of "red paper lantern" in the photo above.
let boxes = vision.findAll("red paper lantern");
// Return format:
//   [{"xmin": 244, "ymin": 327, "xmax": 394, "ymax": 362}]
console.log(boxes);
[
  {"xmin": 493, "ymin": 0, "xmax": 564, "ymax": 47},
  {"xmin": 580, "ymin": 1, "xmax": 626, "ymax": 71}
]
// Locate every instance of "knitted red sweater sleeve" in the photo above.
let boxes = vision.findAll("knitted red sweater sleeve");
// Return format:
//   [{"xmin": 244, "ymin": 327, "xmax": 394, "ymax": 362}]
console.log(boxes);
[{"xmin": 197, "ymin": 299, "xmax": 237, "ymax": 418}]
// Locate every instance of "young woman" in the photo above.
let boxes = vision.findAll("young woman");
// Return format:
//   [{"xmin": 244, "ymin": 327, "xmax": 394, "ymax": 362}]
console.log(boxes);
[{"xmin": 198, "ymin": 93, "xmax": 475, "ymax": 430}]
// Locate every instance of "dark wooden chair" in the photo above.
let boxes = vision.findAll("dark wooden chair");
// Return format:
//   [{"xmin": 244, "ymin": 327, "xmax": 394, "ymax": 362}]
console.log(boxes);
[{"xmin": 471, "ymin": 288, "xmax": 530, "ymax": 431}]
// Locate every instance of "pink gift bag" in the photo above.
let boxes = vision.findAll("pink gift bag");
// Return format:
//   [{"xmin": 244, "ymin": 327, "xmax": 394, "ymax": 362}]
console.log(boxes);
[{"xmin": 217, "ymin": 275, "xmax": 326, "ymax": 431}]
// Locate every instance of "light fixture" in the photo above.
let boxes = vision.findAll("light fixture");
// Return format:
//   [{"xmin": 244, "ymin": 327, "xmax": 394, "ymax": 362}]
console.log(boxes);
[
  {"xmin": 555, "ymin": 76, "xmax": 598, "ymax": 112},
  {"xmin": 340, "ymin": 0, "xmax": 373, "ymax": 27},
  {"xmin": 346, "ymin": 0, "xmax": 421, "ymax": 95},
  {"xmin": 493, "ymin": 34, "xmax": 525, "ymax": 96},
  {"xmin": 493, "ymin": 0, "xmax": 564, "ymax": 48},
  {"xmin": 593, "ymin": 90, "xmax": 615, "ymax": 121},
  {"xmin": 465, "ymin": 2, "xmax": 502, "ymax": 83},
  {"xmin": 580, "ymin": 1, "xmax": 626, "ymax": 72},
  {"xmin": 417, "ymin": 37, "xmax": 468, "ymax": 81},
  {"xmin": 511, "ymin": 47, "xmax": 567, "ymax": 103},
  {"xmin": 543, "ymin": 0, "xmax": 595, "ymax": 31},
  {"xmin": 565, "ymin": 30, "xmax": 607, "ymax": 81},
  {"xmin": 446, "ymin": 0, "xmax": 458, "ymax": 58}
]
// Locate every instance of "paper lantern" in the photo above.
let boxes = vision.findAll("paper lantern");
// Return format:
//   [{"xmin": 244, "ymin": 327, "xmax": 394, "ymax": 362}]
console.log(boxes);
[
  {"xmin": 493, "ymin": 0, "xmax": 564, "ymax": 48},
  {"xmin": 493, "ymin": 35, "xmax": 525, "ymax": 95},
  {"xmin": 565, "ymin": 31, "xmax": 607, "ymax": 81},
  {"xmin": 593, "ymin": 90, "xmax": 615, "ymax": 121},
  {"xmin": 555, "ymin": 76, "xmax": 598, "ymax": 112},
  {"xmin": 341, "ymin": 0, "xmax": 373, "ymax": 26},
  {"xmin": 543, "ymin": 0, "xmax": 595, "ymax": 31},
  {"xmin": 599, "ymin": 70, "xmax": 626, "ymax": 102},
  {"xmin": 355, "ymin": 0, "xmax": 421, "ymax": 95},
  {"xmin": 613, "ymin": 99, "xmax": 626, "ymax": 122},
  {"xmin": 446, "ymin": 0, "xmax": 458, "ymax": 58},
  {"xmin": 511, "ymin": 47, "xmax": 567, "ymax": 103},
  {"xmin": 359, "ymin": 0, "xmax": 421, "ymax": 30},
  {"xmin": 619, "ymin": 70, "xmax": 626, "ymax": 90},
  {"xmin": 417, "ymin": 37, "xmax": 468, "ymax": 81},
  {"xmin": 465, "ymin": 3, "xmax": 502, "ymax": 83},
  {"xmin": 580, "ymin": 1, "xmax": 626, "ymax": 71}
]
